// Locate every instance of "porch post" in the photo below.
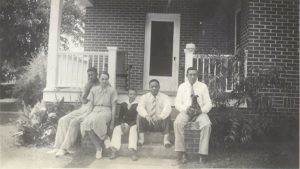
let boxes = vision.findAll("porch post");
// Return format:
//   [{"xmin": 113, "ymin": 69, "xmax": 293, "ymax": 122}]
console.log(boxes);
[
  {"xmin": 107, "ymin": 46, "xmax": 118, "ymax": 88},
  {"xmin": 184, "ymin": 43, "xmax": 196, "ymax": 81},
  {"xmin": 45, "ymin": 0, "xmax": 63, "ymax": 90}
]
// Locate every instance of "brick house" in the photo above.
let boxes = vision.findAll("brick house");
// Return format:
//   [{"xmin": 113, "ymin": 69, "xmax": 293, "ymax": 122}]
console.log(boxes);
[{"xmin": 43, "ymin": 0, "xmax": 299, "ymax": 119}]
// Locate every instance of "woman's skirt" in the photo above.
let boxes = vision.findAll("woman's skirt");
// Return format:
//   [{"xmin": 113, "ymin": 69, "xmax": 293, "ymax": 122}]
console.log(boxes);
[{"xmin": 80, "ymin": 106, "xmax": 112, "ymax": 140}]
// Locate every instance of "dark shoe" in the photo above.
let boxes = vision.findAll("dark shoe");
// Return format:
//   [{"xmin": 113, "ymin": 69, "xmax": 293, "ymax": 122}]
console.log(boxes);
[
  {"xmin": 109, "ymin": 151, "xmax": 117, "ymax": 160},
  {"xmin": 181, "ymin": 153, "xmax": 188, "ymax": 164},
  {"xmin": 164, "ymin": 142, "xmax": 171, "ymax": 148},
  {"xmin": 198, "ymin": 156, "xmax": 203, "ymax": 164},
  {"xmin": 131, "ymin": 153, "xmax": 138, "ymax": 161},
  {"xmin": 137, "ymin": 141, "xmax": 143, "ymax": 146},
  {"xmin": 130, "ymin": 148, "xmax": 138, "ymax": 161}
]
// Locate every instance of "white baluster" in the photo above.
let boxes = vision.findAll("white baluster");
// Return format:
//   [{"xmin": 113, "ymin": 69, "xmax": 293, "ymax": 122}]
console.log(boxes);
[
  {"xmin": 202, "ymin": 55, "xmax": 205, "ymax": 82},
  {"xmin": 76, "ymin": 55, "xmax": 79, "ymax": 87}
]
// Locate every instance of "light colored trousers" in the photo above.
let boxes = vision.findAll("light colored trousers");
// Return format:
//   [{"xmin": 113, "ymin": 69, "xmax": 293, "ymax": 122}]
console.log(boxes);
[
  {"xmin": 110, "ymin": 124, "xmax": 138, "ymax": 151},
  {"xmin": 174, "ymin": 113, "xmax": 211, "ymax": 155},
  {"xmin": 54, "ymin": 105, "xmax": 87, "ymax": 151}
]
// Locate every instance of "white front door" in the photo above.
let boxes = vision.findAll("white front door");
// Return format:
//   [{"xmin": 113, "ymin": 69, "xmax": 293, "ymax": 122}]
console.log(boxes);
[{"xmin": 143, "ymin": 13, "xmax": 180, "ymax": 91}]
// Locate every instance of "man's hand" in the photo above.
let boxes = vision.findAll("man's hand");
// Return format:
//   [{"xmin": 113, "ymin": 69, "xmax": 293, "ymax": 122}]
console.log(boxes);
[
  {"xmin": 186, "ymin": 106, "xmax": 195, "ymax": 116},
  {"xmin": 152, "ymin": 115, "xmax": 162, "ymax": 123},
  {"xmin": 146, "ymin": 115, "xmax": 152, "ymax": 123},
  {"xmin": 121, "ymin": 123, "xmax": 130, "ymax": 134}
]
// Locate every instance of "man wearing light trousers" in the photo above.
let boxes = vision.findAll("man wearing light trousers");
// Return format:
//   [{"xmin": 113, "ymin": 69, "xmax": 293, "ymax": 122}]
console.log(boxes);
[{"xmin": 174, "ymin": 67, "xmax": 212, "ymax": 165}]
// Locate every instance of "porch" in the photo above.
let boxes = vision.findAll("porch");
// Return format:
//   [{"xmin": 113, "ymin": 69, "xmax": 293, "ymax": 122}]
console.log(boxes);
[
  {"xmin": 43, "ymin": 0, "xmax": 247, "ymax": 104},
  {"xmin": 43, "ymin": 44, "xmax": 247, "ymax": 104}
]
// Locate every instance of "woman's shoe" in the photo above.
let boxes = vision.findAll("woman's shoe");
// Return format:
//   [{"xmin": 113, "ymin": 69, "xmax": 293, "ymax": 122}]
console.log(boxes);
[
  {"xmin": 47, "ymin": 148, "xmax": 59, "ymax": 154},
  {"xmin": 55, "ymin": 149, "xmax": 67, "ymax": 157},
  {"xmin": 96, "ymin": 148, "xmax": 103, "ymax": 159}
]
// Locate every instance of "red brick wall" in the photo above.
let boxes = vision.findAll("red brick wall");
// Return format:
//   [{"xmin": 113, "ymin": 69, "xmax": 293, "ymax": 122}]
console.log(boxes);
[
  {"xmin": 246, "ymin": 0, "xmax": 299, "ymax": 117},
  {"xmin": 84, "ymin": 0, "xmax": 236, "ymax": 89}
]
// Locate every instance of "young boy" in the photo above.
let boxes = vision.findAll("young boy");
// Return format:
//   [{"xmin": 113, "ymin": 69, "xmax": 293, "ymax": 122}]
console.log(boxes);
[{"xmin": 109, "ymin": 88, "xmax": 139, "ymax": 161}]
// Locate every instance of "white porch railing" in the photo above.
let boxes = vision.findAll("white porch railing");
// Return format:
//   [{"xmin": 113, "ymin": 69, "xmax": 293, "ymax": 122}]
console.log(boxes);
[
  {"xmin": 56, "ymin": 47, "xmax": 118, "ymax": 88},
  {"xmin": 57, "ymin": 51, "xmax": 108, "ymax": 87},
  {"xmin": 184, "ymin": 43, "xmax": 248, "ymax": 92}
]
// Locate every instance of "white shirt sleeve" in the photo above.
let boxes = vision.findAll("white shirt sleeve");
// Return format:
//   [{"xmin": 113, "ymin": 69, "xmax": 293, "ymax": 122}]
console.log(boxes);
[
  {"xmin": 137, "ymin": 94, "xmax": 148, "ymax": 118},
  {"xmin": 175, "ymin": 84, "xmax": 188, "ymax": 113},
  {"xmin": 158, "ymin": 94, "xmax": 172, "ymax": 119}
]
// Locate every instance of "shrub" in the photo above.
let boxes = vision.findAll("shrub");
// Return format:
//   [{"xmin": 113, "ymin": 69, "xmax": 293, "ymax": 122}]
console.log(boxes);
[
  {"xmin": 12, "ymin": 53, "xmax": 47, "ymax": 106},
  {"xmin": 14, "ymin": 98, "xmax": 78, "ymax": 146}
]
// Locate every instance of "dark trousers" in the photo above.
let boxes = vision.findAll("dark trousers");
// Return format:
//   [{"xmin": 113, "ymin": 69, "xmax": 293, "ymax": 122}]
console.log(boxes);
[{"xmin": 137, "ymin": 115, "xmax": 171, "ymax": 134}]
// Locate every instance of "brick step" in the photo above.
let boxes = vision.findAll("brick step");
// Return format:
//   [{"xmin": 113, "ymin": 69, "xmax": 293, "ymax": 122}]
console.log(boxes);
[{"xmin": 0, "ymin": 99, "xmax": 20, "ymax": 112}]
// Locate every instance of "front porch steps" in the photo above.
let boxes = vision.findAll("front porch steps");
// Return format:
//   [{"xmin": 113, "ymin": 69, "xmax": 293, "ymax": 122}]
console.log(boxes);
[{"xmin": 82, "ymin": 131, "xmax": 177, "ymax": 159}]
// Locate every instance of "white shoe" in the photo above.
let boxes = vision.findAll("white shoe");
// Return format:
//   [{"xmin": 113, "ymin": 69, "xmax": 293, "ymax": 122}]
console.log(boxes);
[
  {"xmin": 47, "ymin": 148, "xmax": 59, "ymax": 154},
  {"xmin": 55, "ymin": 149, "xmax": 67, "ymax": 157},
  {"xmin": 96, "ymin": 149, "xmax": 102, "ymax": 159}
]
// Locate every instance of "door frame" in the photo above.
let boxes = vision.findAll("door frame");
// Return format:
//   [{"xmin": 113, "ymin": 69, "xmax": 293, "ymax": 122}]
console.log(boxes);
[{"xmin": 143, "ymin": 13, "xmax": 181, "ymax": 91}]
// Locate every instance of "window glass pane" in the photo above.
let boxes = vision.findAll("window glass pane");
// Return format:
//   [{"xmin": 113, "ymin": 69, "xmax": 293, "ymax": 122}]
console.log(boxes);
[{"xmin": 149, "ymin": 21, "xmax": 174, "ymax": 76}]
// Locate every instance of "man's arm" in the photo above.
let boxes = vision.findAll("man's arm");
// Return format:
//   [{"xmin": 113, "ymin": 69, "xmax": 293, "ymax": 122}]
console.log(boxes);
[
  {"xmin": 200, "ymin": 84, "xmax": 212, "ymax": 113},
  {"xmin": 81, "ymin": 82, "xmax": 93, "ymax": 104},
  {"xmin": 137, "ymin": 95, "xmax": 149, "ymax": 118},
  {"xmin": 175, "ymin": 85, "xmax": 189, "ymax": 113},
  {"xmin": 158, "ymin": 95, "xmax": 172, "ymax": 119},
  {"xmin": 119, "ymin": 103, "xmax": 126, "ymax": 123}
]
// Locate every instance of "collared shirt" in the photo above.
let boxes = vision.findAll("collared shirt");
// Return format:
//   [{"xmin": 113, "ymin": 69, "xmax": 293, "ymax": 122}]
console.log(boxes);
[
  {"xmin": 137, "ymin": 92, "xmax": 172, "ymax": 119},
  {"xmin": 119, "ymin": 98, "xmax": 138, "ymax": 126},
  {"xmin": 125, "ymin": 98, "xmax": 139, "ymax": 110},
  {"xmin": 175, "ymin": 81, "xmax": 212, "ymax": 114}
]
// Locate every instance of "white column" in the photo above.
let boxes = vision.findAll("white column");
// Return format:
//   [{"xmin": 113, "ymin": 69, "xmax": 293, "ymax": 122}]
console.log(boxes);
[
  {"xmin": 184, "ymin": 43, "xmax": 196, "ymax": 82},
  {"xmin": 45, "ymin": 0, "xmax": 63, "ymax": 90},
  {"xmin": 107, "ymin": 46, "xmax": 118, "ymax": 88}
]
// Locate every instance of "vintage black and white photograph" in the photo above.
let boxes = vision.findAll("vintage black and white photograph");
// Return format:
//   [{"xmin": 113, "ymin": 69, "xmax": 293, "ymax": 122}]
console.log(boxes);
[{"xmin": 0, "ymin": 0, "xmax": 299, "ymax": 168}]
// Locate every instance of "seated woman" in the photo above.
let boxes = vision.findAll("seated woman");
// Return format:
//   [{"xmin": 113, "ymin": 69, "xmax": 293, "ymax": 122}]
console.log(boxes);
[
  {"xmin": 48, "ymin": 67, "xmax": 100, "ymax": 156},
  {"xmin": 80, "ymin": 72, "xmax": 117, "ymax": 159},
  {"xmin": 109, "ymin": 88, "xmax": 139, "ymax": 161}
]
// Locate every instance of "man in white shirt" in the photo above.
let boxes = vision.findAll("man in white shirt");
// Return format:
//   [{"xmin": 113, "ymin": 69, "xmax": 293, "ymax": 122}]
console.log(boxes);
[
  {"xmin": 137, "ymin": 79, "xmax": 172, "ymax": 147},
  {"xmin": 174, "ymin": 67, "xmax": 212, "ymax": 164}
]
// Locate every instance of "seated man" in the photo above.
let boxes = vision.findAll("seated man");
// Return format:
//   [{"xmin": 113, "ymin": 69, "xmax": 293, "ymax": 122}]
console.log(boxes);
[
  {"xmin": 109, "ymin": 88, "xmax": 139, "ymax": 161},
  {"xmin": 174, "ymin": 67, "xmax": 212, "ymax": 164},
  {"xmin": 48, "ymin": 67, "xmax": 100, "ymax": 156},
  {"xmin": 136, "ymin": 79, "xmax": 172, "ymax": 148}
]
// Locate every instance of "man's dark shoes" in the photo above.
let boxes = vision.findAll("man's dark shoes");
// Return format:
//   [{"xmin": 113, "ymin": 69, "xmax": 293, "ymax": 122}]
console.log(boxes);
[
  {"xmin": 181, "ymin": 153, "xmax": 188, "ymax": 164},
  {"xmin": 172, "ymin": 152, "xmax": 187, "ymax": 166},
  {"xmin": 130, "ymin": 149, "xmax": 138, "ymax": 161},
  {"xmin": 109, "ymin": 148, "xmax": 117, "ymax": 160},
  {"xmin": 164, "ymin": 142, "xmax": 171, "ymax": 148},
  {"xmin": 131, "ymin": 153, "xmax": 138, "ymax": 161}
]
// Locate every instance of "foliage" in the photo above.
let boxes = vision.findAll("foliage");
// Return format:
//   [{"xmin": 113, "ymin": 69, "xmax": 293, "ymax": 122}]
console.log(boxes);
[
  {"xmin": 202, "ymin": 48, "xmax": 290, "ymax": 149},
  {"xmin": 12, "ymin": 52, "xmax": 47, "ymax": 106},
  {"xmin": 13, "ymin": 98, "xmax": 77, "ymax": 146},
  {"xmin": 0, "ymin": 0, "xmax": 84, "ymax": 80}
]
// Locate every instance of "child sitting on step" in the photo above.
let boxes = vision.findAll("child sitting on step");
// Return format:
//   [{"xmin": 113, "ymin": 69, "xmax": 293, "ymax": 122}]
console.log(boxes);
[{"xmin": 109, "ymin": 88, "xmax": 139, "ymax": 161}]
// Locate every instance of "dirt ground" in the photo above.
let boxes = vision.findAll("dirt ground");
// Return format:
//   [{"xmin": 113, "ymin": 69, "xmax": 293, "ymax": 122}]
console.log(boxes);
[{"xmin": 0, "ymin": 112, "xmax": 299, "ymax": 169}]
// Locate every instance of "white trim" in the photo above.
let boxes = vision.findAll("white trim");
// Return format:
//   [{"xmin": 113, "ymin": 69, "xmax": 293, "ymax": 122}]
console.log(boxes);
[{"xmin": 143, "ymin": 13, "xmax": 181, "ymax": 91}]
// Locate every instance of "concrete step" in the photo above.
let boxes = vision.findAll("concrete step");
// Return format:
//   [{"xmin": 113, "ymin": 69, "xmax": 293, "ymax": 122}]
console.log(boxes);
[
  {"xmin": 0, "ymin": 99, "xmax": 20, "ymax": 112},
  {"xmin": 82, "ymin": 131, "xmax": 177, "ymax": 159},
  {"xmin": 118, "ymin": 143, "xmax": 176, "ymax": 159},
  {"xmin": 121, "ymin": 131, "xmax": 175, "ymax": 144}
]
